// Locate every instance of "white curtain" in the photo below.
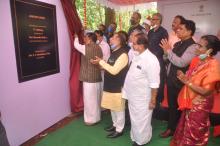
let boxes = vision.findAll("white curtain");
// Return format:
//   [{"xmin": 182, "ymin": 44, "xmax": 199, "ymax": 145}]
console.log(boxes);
[{"xmin": 95, "ymin": 0, "xmax": 157, "ymax": 12}]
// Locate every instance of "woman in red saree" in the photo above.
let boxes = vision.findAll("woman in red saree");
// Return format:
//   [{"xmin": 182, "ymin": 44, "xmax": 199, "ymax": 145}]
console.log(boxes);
[{"xmin": 170, "ymin": 35, "xmax": 220, "ymax": 146}]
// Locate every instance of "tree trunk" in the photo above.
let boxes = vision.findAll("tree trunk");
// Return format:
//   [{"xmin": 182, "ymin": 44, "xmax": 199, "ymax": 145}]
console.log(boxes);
[{"xmin": 105, "ymin": 7, "xmax": 115, "ymax": 27}]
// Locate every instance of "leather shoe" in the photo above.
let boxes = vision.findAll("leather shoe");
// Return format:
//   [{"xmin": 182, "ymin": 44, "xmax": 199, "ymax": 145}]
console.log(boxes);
[
  {"xmin": 104, "ymin": 125, "xmax": 115, "ymax": 132},
  {"xmin": 107, "ymin": 131, "xmax": 123, "ymax": 138},
  {"xmin": 159, "ymin": 129, "xmax": 174, "ymax": 138}
]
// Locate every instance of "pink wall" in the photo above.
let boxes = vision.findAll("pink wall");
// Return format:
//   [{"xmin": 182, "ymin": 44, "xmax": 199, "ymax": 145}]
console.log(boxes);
[{"xmin": 0, "ymin": 0, "xmax": 72, "ymax": 145}]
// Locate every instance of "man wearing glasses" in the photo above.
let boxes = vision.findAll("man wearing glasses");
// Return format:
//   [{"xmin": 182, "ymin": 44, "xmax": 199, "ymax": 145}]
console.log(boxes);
[{"xmin": 148, "ymin": 13, "xmax": 168, "ymax": 110}]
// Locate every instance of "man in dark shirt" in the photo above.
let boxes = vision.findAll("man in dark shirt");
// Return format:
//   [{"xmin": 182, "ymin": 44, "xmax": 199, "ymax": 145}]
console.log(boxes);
[
  {"xmin": 148, "ymin": 13, "xmax": 168, "ymax": 108},
  {"xmin": 159, "ymin": 19, "xmax": 197, "ymax": 138},
  {"xmin": 127, "ymin": 12, "xmax": 146, "ymax": 38}
]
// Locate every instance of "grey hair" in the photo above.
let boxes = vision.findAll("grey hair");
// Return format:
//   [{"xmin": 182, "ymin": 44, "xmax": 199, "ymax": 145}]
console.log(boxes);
[{"xmin": 153, "ymin": 13, "xmax": 163, "ymax": 24}]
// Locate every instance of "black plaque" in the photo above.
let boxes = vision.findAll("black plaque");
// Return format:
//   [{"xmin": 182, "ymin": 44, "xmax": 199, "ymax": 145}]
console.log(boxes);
[{"xmin": 10, "ymin": 0, "xmax": 60, "ymax": 82}]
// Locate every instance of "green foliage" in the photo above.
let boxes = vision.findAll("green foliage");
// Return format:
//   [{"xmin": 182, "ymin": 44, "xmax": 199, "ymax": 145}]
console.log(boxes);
[
  {"xmin": 115, "ymin": 8, "xmax": 157, "ymax": 32},
  {"xmin": 75, "ymin": 0, "xmax": 157, "ymax": 32},
  {"xmin": 75, "ymin": 0, "xmax": 105, "ymax": 30}
]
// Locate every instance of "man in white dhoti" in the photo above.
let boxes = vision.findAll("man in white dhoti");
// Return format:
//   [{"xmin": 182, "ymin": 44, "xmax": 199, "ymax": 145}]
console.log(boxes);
[
  {"xmin": 123, "ymin": 33, "xmax": 160, "ymax": 146},
  {"xmin": 74, "ymin": 32, "xmax": 103, "ymax": 125}
]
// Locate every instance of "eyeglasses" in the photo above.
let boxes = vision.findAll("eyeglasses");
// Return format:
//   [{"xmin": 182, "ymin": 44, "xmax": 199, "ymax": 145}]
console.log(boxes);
[{"xmin": 152, "ymin": 18, "xmax": 159, "ymax": 21}]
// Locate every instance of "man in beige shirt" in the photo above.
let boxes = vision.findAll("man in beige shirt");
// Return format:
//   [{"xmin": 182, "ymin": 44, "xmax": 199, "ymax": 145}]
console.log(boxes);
[{"xmin": 91, "ymin": 32, "xmax": 129, "ymax": 138}]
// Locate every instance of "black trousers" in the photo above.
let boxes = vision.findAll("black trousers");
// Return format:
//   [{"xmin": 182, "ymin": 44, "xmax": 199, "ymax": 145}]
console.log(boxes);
[
  {"xmin": 167, "ymin": 81, "xmax": 182, "ymax": 131},
  {"xmin": 0, "ymin": 121, "xmax": 10, "ymax": 146}
]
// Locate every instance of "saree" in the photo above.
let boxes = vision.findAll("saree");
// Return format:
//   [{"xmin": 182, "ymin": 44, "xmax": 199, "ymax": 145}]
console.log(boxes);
[
  {"xmin": 178, "ymin": 57, "xmax": 220, "ymax": 110},
  {"xmin": 170, "ymin": 57, "xmax": 220, "ymax": 146}
]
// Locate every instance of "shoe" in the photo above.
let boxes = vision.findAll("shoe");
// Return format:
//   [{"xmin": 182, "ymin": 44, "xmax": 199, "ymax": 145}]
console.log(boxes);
[
  {"xmin": 107, "ymin": 131, "xmax": 115, "ymax": 137},
  {"xmin": 159, "ymin": 129, "xmax": 174, "ymax": 138},
  {"xmin": 84, "ymin": 121, "xmax": 99, "ymax": 126},
  {"xmin": 104, "ymin": 125, "xmax": 115, "ymax": 132},
  {"xmin": 132, "ymin": 142, "xmax": 145, "ymax": 146},
  {"xmin": 107, "ymin": 131, "xmax": 123, "ymax": 138}
]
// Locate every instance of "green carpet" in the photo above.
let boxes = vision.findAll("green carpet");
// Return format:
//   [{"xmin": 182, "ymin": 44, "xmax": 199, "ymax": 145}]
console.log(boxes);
[{"xmin": 35, "ymin": 113, "xmax": 220, "ymax": 146}]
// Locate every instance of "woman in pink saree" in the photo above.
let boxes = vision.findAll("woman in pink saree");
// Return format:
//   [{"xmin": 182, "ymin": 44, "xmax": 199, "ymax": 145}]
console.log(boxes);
[{"xmin": 170, "ymin": 35, "xmax": 220, "ymax": 146}]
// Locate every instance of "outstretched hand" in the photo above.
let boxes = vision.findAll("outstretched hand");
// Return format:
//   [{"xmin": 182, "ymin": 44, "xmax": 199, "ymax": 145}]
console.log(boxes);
[
  {"xmin": 90, "ymin": 56, "xmax": 101, "ymax": 65},
  {"xmin": 159, "ymin": 38, "xmax": 171, "ymax": 53}
]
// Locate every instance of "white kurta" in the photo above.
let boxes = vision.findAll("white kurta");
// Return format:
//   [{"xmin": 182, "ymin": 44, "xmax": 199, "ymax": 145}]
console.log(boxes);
[
  {"xmin": 98, "ymin": 40, "xmax": 110, "ymax": 99},
  {"xmin": 99, "ymin": 40, "xmax": 110, "ymax": 62},
  {"xmin": 123, "ymin": 49, "xmax": 160, "ymax": 145}
]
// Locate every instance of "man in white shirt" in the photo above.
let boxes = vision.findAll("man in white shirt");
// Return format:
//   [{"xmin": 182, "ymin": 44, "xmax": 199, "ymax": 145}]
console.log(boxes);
[
  {"xmin": 95, "ymin": 30, "xmax": 110, "ymax": 62},
  {"xmin": 95, "ymin": 30, "xmax": 111, "ymax": 101},
  {"xmin": 123, "ymin": 33, "xmax": 160, "ymax": 146}
]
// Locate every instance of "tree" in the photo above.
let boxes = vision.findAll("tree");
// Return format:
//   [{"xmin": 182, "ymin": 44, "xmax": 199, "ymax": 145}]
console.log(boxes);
[
  {"xmin": 105, "ymin": 7, "xmax": 116, "ymax": 28},
  {"xmin": 75, "ymin": 0, "xmax": 105, "ymax": 30},
  {"xmin": 75, "ymin": 0, "xmax": 157, "ymax": 32},
  {"xmin": 115, "ymin": 8, "xmax": 157, "ymax": 32}
]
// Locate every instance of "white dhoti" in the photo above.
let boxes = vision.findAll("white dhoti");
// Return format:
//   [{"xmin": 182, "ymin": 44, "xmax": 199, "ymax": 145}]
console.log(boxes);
[
  {"xmin": 83, "ymin": 82, "xmax": 102, "ymax": 124},
  {"xmin": 122, "ymin": 49, "xmax": 160, "ymax": 145},
  {"xmin": 128, "ymin": 98, "xmax": 153, "ymax": 145}
]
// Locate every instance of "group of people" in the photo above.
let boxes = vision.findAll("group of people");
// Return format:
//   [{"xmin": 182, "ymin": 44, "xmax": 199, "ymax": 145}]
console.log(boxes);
[{"xmin": 74, "ymin": 11, "xmax": 220, "ymax": 146}]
